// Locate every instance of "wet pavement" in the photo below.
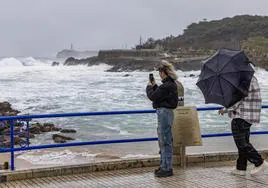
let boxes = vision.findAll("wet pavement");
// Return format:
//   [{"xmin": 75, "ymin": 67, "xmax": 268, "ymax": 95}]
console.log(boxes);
[{"xmin": 1, "ymin": 161, "xmax": 268, "ymax": 188}]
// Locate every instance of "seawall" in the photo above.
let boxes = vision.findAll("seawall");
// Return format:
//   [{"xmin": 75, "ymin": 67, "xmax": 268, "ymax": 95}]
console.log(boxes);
[{"xmin": 63, "ymin": 49, "xmax": 207, "ymax": 71}]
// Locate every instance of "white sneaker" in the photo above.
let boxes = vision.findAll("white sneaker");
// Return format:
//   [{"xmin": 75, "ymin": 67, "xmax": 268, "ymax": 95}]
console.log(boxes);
[
  {"xmin": 250, "ymin": 161, "xmax": 268, "ymax": 176},
  {"xmin": 231, "ymin": 168, "xmax": 246, "ymax": 176}
]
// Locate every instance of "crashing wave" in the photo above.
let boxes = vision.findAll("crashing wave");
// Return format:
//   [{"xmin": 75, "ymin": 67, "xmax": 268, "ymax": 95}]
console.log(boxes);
[
  {"xmin": 0, "ymin": 57, "xmax": 50, "ymax": 67},
  {"xmin": 0, "ymin": 57, "xmax": 23, "ymax": 67}
]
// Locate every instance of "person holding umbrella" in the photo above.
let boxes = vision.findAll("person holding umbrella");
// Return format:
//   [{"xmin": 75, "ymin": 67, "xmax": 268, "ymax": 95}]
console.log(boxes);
[
  {"xmin": 218, "ymin": 75, "xmax": 268, "ymax": 176},
  {"xmin": 196, "ymin": 49, "xmax": 267, "ymax": 176}
]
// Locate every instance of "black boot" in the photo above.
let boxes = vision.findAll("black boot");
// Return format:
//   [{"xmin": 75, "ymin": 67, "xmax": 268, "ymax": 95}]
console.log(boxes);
[
  {"xmin": 154, "ymin": 167, "xmax": 161, "ymax": 173},
  {"xmin": 154, "ymin": 169, "xmax": 173, "ymax": 177}
]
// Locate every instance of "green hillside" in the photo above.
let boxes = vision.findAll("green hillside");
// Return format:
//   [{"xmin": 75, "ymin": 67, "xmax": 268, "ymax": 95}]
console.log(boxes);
[
  {"xmin": 139, "ymin": 15, "xmax": 268, "ymax": 69},
  {"xmin": 141, "ymin": 15, "xmax": 268, "ymax": 51}
]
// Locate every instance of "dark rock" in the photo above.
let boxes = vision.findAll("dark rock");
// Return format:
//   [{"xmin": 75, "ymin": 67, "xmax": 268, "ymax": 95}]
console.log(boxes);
[
  {"xmin": 40, "ymin": 126, "xmax": 51, "ymax": 132},
  {"xmin": 52, "ymin": 134, "xmax": 74, "ymax": 143},
  {"xmin": 29, "ymin": 123, "xmax": 55, "ymax": 133},
  {"xmin": 43, "ymin": 123, "xmax": 55, "ymax": 128},
  {"xmin": 29, "ymin": 125, "xmax": 41, "ymax": 134},
  {"xmin": 39, "ymin": 123, "xmax": 56, "ymax": 132},
  {"xmin": 0, "ymin": 102, "xmax": 66, "ymax": 144},
  {"xmin": 123, "ymin": 74, "xmax": 130, "ymax": 77},
  {"xmin": 60, "ymin": 129, "xmax": 77, "ymax": 133},
  {"xmin": 64, "ymin": 56, "xmax": 101, "ymax": 66},
  {"xmin": 64, "ymin": 57, "xmax": 76, "ymax": 65},
  {"xmin": 52, "ymin": 127, "xmax": 62, "ymax": 131},
  {"xmin": 184, "ymin": 74, "xmax": 196, "ymax": 78},
  {"xmin": 0, "ymin": 101, "xmax": 11, "ymax": 112},
  {"xmin": 0, "ymin": 101, "xmax": 20, "ymax": 115},
  {"xmin": 52, "ymin": 62, "xmax": 60, "ymax": 66}
]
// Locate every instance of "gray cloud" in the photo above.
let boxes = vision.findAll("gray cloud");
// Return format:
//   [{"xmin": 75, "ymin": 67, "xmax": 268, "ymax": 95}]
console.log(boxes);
[{"xmin": 0, "ymin": 0, "xmax": 267, "ymax": 57}]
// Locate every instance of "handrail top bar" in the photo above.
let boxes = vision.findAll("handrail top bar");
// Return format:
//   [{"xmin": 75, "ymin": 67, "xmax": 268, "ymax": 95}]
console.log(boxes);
[
  {"xmin": 0, "ymin": 110, "xmax": 156, "ymax": 121},
  {"xmin": 1, "ymin": 130, "xmax": 268, "ymax": 153},
  {"xmin": 1, "ymin": 105, "xmax": 268, "ymax": 121}
]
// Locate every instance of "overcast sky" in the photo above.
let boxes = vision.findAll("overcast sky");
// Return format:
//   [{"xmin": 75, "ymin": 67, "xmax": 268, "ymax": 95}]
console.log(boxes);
[{"xmin": 0, "ymin": 0, "xmax": 268, "ymax": 57}]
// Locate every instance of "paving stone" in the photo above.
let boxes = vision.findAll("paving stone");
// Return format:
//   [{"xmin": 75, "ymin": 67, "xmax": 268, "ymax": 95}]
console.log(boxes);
[{"xmin": 1, "ymin": 162, "xmax": 268, "ymax": 188}]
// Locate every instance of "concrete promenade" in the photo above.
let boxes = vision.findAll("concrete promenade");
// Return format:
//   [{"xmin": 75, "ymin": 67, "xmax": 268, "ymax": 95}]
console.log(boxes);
[
  {"xmin": 1, "ymin": 161, "xmax": 268, "ymax": 188},
  {"xmin": 0, "ymin": 135, "xmax": 267, "ymax": 187}
]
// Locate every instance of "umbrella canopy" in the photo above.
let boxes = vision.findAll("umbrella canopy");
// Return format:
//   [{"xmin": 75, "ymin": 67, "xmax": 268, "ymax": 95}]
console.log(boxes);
[{"xmin": 196, "ymin": 49, "xmax": 254, "ymax": 108}]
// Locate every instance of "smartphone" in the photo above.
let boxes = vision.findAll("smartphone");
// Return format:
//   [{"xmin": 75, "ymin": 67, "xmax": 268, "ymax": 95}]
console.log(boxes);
[{"xmin": 149, "ymin": 73, "xmax": 154, "ymax": 83}]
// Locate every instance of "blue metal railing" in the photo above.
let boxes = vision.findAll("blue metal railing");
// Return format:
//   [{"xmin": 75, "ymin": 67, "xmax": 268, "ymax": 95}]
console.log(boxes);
[{"xmin": 1, "ymin": 105, "xmax": 268, "ymax": 171}]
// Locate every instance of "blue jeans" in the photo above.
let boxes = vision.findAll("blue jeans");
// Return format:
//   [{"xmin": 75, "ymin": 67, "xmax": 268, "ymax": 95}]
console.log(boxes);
[{"xmin": 156, "ymin": 108, "xmax": 174, "ymax": 171}]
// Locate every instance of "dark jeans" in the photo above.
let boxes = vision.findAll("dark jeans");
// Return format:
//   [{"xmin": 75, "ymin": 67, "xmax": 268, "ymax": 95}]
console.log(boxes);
[{"xmin": 231, "ymin": 118, "xmax": 263, "ymax": 170}]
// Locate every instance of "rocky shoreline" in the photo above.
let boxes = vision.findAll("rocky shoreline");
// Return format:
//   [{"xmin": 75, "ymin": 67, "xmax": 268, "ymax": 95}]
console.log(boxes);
[
  {"xmin": 62, "ymin": 51, "xmax": 209, "ymax": 72},
  {"xmin": 59, "ymin": 49, "xmax": 209, "ymax": 72},
  {"xmin": 0, "ymin": 102, "xmax": 77, "ymax": 147},
  {"xmin": 60, "ymin": 49, "xmax": 268, "ymax": 71}
]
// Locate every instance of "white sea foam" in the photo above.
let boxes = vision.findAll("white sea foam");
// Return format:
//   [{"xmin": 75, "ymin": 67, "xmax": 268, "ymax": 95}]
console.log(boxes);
[
  {"xmin": 0, "ymin": 57, "xmax": 51, "ymax": 67},
  {"xmin": 86, "ymin": 63, "xmax": 113, "ymax": 72},
  {"xmin": 17, "ymin": 150, "xmax": 100, "ymax": 165},
  {"xmin": 0, "ymin": 57, "xmax": 268, "ymax": 144},
  {"xmin": 0, "ymin": 57, "xmax": 23, "ymax": 67},
  {"xmin": 20, "ymin": 57, "xmax": 49, "ymax": 66}
]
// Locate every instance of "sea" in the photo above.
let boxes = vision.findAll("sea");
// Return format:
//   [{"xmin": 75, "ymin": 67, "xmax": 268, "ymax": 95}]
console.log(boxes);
[{"xmin": 1, "ymin": 56, "xmax": 268, "ymax": 166}]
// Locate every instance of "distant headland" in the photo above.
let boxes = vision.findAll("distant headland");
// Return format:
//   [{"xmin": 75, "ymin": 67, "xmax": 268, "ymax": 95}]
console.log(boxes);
[
  {"xmin": 58, "ymin": 15, "xmax": 268, "ymax": 71},
  {"xmin": 56, "ymin": 44, "xmax": 97, "ymax": 59}
]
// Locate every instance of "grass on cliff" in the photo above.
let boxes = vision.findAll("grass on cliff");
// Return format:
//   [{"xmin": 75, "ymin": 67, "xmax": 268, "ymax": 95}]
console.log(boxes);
[{"xmin": 242, "ymin": 36, "xmax": 268, "ymax": 54}]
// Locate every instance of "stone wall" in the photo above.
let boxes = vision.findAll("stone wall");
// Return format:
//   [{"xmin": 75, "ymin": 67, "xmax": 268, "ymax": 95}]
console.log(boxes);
[{"xmin": 98, "ymin": 49, "xmax": 160, "ymax": 59}]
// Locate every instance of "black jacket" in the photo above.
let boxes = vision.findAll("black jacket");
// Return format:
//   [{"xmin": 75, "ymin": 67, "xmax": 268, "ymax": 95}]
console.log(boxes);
[{"xmin": 146, "ymin": 77, "xmax": 178, "ymax": 109}]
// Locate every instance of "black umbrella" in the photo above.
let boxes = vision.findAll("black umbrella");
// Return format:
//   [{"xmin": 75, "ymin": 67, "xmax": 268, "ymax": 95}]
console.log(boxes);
[{"xmin": 196, "ymin": 49, "xmax": 254, "ymax": 108}]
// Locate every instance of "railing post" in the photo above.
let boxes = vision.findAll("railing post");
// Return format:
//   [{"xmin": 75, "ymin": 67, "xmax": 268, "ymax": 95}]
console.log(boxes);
[
  {"xmin": 173, "ymin": 146, "xmax": 186, "ymax": 168},
  {"xmin": 26, "ymin": 121, "xmax": 30, "ymax": 146},
  {"xmin": 10, "ymin": 120, "xmax": 15, "ymax": 171}
]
